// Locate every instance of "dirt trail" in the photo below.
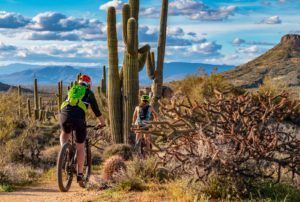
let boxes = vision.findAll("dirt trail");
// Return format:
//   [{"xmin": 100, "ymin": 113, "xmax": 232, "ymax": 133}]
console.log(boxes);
[{"xmin": 0, "ymin": 176, "xmax": 102, "ymax": 202}]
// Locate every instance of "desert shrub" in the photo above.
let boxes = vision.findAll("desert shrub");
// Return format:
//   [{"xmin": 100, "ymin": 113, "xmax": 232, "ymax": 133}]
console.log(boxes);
[
  {"xmin": 0, "ymin": 184, "xmax": 13, "ymax": 192},
  {"xmin": 0, "ymin": 163, "xmax": 41, "ymax": 186},
  {"xmin": 140, "ymin": 90, "xmax": 300, "ymax": 198},
  {"xmin": 91, "ymin": 147, "xmax": 103, "ymax": 165},
  {"xmin": 164, "ymin": 178, "xmax": 210, "ymax": 202},
  {"xmin": 113, "ymin": 168, "xmax": 146, "ymax": 192},
  {"xmin": 0, "ymin": 92, "xmax": 20, "ymax": 143},
  {"xmin": 258, "ymin": 76, "xmax": 288, "ymax": 95},
  {"xmin": 40, "ymin": 145, "xmax": 60, "ymax": 166},
  {"xmin": 102, "ymin": 144, "xmax": 133, "ymax": 161},
  {"xmin": 101, "ymin": 155, "xmax": 126, "ymax": 182},
  {"xmin": 114, "ymin": 171, "xmax": 146, "ymax": 192},
  {"xmin": 250, "ymin": 181, "xmax": 300, "ymax": 201},
  {"xmin": 170, "ymin": 74, "xmax": 242, "ymax": 102},
  {"xmin": 125, "ymin": 157, "xmax": 171, "ymax": 183}
]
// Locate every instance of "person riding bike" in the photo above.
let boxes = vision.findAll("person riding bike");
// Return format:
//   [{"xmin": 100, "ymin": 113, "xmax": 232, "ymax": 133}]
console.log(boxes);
[
  {"xmin": 132, "ymin": 95, "xmax": 158, "ymax": 153},
  {"xmin": 59, "ymin": 74, "xmax": 105, "ymax": 187}
]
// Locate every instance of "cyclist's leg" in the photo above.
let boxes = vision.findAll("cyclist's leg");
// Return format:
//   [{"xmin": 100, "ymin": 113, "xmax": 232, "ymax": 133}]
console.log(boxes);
[
  {"xmin": 59, "ymin": 115, "xmax": 71, "ymax": 146},
  {"xmin": 144, "ymin": 133, "xmax": 152, "ymax": 151},
  {"xmin": 74, "ymin": 119, "xmax": 87, "ymax": 176}
]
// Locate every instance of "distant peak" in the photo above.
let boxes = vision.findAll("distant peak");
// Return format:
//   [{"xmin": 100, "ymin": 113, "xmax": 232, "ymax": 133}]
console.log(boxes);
[{"xmin": 280, "ymin": 34, "xmax": 300, "ymax": 48}]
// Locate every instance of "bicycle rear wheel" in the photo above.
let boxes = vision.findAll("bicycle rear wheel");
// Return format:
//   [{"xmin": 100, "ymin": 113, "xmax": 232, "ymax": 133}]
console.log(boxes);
[{"xmin": 57, "ymin": 142, "xmax": 74, "ymax": 192}]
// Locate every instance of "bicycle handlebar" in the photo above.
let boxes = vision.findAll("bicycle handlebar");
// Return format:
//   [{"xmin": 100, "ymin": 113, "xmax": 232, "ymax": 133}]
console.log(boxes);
[{"xmin": 86, "ymin": 124, "xmax": 106, "ymax": 130}]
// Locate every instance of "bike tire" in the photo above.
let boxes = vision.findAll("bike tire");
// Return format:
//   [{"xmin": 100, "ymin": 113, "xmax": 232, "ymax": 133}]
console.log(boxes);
[{"xmin": 57, "ymin": 142, "xmax": 73, "ymax": 192}]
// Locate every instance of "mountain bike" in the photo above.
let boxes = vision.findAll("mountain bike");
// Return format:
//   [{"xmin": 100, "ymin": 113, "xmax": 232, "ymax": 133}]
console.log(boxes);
[
  {"xmin": 57, "ymin": 124, "xmax": 104, "ymax": 192},
  {"xmin": 131, "ymin": 123, "xmax": 151, "ymax": 159}
]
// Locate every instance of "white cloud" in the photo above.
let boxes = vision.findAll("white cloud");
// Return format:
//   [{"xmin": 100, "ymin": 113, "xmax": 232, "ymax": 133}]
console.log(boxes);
[
  {"xmin": 0, "ymin": 11, "xmax": 30, "ymax": 28},
  {"xmin": 236, "ymin": 45, "xmax": 260, "ymax": 54},
  {"xmin": 260, "ymin": 16, "xmax": 282, "ymax": 24},
  {"xmin": 190, "ymin": 41, "xmax": 222, "ymax": 54},
  {"xmin": 232, "ymin": 38, "xmax": 246, "ymax": 45},
  {"xmin": 169, "ymin": 0, "xmax": 236, "ymax": 21},
  {"xmin": 99, "ymin": 0, "xmax": 124, "ymax": 12},
  {"xmin": 27, "ymin": 12, "xmax": 89, "ymax": 31}
]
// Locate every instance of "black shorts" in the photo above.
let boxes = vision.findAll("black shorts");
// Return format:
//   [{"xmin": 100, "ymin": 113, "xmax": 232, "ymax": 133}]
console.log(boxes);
[{"xmin": 60, "ymin": 114, "xmax": 87, "ymax": 144}]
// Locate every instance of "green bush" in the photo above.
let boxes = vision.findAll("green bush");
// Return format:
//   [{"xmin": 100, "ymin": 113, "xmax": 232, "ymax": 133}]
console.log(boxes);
[
  {"xmin": 249, "ymin": 181, "xmax": 300, "ymax": 201},
  {"xmin": 125, "ymin": 157, "xmax": 171, "ymax": 182},
  {"xmin": 102, "ymin": 144, "xmax": 133, "ymax": 161},
  {"xmin": 0, "ymin": 184, "xmax": 13, "ymax": 192}
]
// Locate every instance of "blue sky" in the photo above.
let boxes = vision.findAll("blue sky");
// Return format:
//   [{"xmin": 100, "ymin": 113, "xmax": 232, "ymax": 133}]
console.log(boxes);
[{"xmin": 0, "ymin": 0, "xmax": 299, "ymax": 68}]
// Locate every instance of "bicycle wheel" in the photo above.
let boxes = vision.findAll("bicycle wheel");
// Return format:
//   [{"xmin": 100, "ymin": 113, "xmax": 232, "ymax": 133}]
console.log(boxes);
[
  {"xmin": 57, "ymin": 142, "xmax": 74, "ymax": 192},
  {"xmin": 83, "ymin": 143, "xmax": 92, "ymax": 183}
]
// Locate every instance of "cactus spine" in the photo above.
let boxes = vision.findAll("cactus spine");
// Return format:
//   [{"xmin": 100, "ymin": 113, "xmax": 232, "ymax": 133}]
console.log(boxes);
[
  {"xmin": 33, "ymin": 78, "xmax": 39, "ymax": 120},
  {"xmin": 107, "ymin": 7, "xmax": 123, "ymax": 143}
]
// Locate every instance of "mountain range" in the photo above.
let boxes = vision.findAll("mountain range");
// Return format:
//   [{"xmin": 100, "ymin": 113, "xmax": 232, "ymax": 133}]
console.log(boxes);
[{"xmin": 0, "ymin": 62, "xmax": 234, "ymax": 86}]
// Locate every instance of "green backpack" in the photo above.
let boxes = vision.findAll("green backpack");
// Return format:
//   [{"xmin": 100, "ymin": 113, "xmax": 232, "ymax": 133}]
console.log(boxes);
[{"xmin": 61, "ymin": 84, "xmax": 87, "ymax": 112}]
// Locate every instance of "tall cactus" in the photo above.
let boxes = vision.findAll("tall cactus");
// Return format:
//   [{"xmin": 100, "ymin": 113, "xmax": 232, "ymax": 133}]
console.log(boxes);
[
  {"xmin": 123, "ymin": 17, "xmax": 139, "ymax": 143},
  {"xmin": 33, "ymin": 78, "xmax": 39, "ymax": 120},
  {"xmin": 106, "ymin": 0, "xmax": 167, "ymax": 144},
  {"xmin": 100, "ymin": 65, "xmax": 107, "ymax": 95},
  {"xmin": 27, "ymin": 98, "xmax": 32, "ymax": 118},
  {"xmin": 18, "ymin": 85, "xmax": 23, "ymax": 118},
  {"xmin": 107, "ymin": 7, "xmax": 123, "ymax": 143},
  {"xmin": 57, "ymin": 81, "xmax": 63, "ymax": 112},
  {"xmin": 147, "ymin": 0, "xmax": 168, "ymax": 109}
]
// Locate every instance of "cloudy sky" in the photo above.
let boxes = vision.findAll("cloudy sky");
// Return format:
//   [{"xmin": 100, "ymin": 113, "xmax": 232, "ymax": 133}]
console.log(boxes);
[{"xmin": 0, "ymin": 0, "xmax": 299, "ymax": 68}]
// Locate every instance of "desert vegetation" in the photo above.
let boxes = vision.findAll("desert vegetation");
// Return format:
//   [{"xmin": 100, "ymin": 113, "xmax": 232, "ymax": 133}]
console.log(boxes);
[{"xmin": 0, "ymin": 0, "xmax": 300, "ymax": 201}]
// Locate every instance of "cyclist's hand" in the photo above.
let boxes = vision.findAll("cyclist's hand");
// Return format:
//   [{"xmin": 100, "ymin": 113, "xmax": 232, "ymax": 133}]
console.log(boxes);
[{"xmin": 96, "ymin": 123, "xmax": 106, "ymax": 129}]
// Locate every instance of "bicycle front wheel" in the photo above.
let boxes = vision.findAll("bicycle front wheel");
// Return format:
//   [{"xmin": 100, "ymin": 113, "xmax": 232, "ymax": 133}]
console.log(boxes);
[
  {"xmin": 57, "ymin": 142, "xmax": 74, "ymax": 192},
  {"xmin": 83, "ymin": 143, "xmax": 92, "ymax": 183}
]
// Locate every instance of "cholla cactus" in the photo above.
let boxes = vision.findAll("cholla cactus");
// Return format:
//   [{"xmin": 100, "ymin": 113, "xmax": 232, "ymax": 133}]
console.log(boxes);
[{"xmin": 101, "ymin": 155, "xmax": 126, "ymax": 181}]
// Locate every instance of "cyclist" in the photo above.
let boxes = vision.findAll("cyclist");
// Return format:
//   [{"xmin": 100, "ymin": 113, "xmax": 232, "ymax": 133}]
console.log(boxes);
[
  {"xmin": 59, "ymin": 74, "xmax": 105, "ymax": 187},
  {"xmin": 132, "ymin": 95, "xmax": 158, "ymax": 153}
]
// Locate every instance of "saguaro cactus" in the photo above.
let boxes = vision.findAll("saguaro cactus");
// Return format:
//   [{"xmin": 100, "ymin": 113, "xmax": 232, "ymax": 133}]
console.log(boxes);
[
  {"xmin": 33, "ymin": 78, "xmax": 39, "ymax": 120},
  {"xmin": 146, "ymin": 0, "xmax": 168, "ymax": 109},
  {"xmin": 123, "ymin": 18, "xmax": 139, "ymax": 143},
  {"xmin": 57, "ymin": 81, "xmax": 63, "ymax": 112},
  {"xmin": 27, "ymin": 98, "xmax": 32, "ymax": 118},
  {"xmin": 100, "ymin": 65, "xmax": 107, "ymax": 95},
  {"xmin": 18, "ymin": 85, "xmax": 23, "ymax": 118},
  {"xmin": 107, "ymin": 7, "xmax": 123, "ymax": 143},
  {"xmin": 106, "ymin": 0, "xmax": 167, "ymax": 144}
]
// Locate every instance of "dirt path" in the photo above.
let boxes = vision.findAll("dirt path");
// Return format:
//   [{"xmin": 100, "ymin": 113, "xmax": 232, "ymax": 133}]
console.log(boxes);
[{"xmin": 0, "ymin": 176, "xmax": 102, "ymax": 202}]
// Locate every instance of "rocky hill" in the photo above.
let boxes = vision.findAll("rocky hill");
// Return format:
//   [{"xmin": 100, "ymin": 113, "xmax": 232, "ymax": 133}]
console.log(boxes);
[
  {"xmin": 0, "ymin": 81, "xmax": 32, "ymax": 93},
  {"xmin": 0, "ymin": 82, "xmax": 11, "ymax": 92},
  {"xmin": 223, "ymin": 34, "xmax": 300, "ymax": 88}
]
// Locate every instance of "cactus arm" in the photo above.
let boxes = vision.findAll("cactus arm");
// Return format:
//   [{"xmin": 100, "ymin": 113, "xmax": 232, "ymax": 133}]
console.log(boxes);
[
  {"xmin": 127, "ymin": 18, "xmax": 137, "ymax": 55},
  {"xmin": 122, "ymin": 4, "xmax": 130, "ymax": 45},
  {"xmin": 138, "ymin": 44, "xmax": 150, "ymax": 71},
  {"xmin": 152, "ymin": 0, "xmax": 168, "ymax": 108},
  {"xmin": 146, "ymin": 51, "xmax": 155, "ymax": 80}
]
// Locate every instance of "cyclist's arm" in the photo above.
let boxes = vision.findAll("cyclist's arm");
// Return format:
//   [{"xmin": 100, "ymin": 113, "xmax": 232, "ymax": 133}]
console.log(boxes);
[
  {"xmin": 89, "ymin": 92, "xmax": 103, "ymax": 118},
  {"xmin": 150, "ymin": 107, "xmax": 159, "ymax": 121},
  {"xmin": 132, "ymin": 107, "xmax": 138, "ymax": 124}
]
